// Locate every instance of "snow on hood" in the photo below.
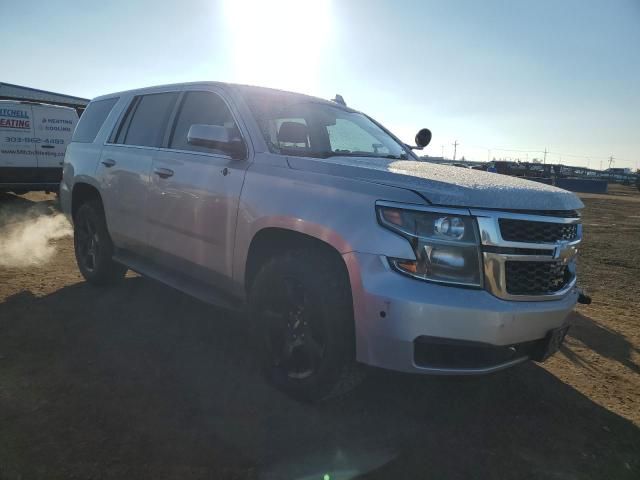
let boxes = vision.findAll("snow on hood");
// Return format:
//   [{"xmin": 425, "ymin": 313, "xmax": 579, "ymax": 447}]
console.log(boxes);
[{"xmin": 288, "ymin": 156, "xmax": 584, "ymax": 211}]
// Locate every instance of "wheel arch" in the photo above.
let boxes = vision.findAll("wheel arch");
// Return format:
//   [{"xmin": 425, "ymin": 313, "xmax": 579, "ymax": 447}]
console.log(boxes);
[
  {"xmin": 71, "ymin": 182, "xmax": 103, "ymax": 220},
  {"xmin": 244, "ymin": 227, "xmax": 352, "ymax": 297}
]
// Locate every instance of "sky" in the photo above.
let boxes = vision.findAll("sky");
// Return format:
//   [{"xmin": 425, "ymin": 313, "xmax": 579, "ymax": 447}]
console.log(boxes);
[{"xmin": 2, "ymin": 0, "xmax": 639, "ymax": 169}]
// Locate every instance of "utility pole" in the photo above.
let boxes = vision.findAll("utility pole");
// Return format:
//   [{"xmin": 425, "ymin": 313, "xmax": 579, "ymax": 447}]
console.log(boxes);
[
  {"xmin": 608, "ymin": 156, "xmax": 615, "ymax": 170},
  {"xmin": 452, "ymin": 140, "xmax": 459, "ymax": 161},
  {"xmin": 441, "ymin": 145, "xmax": 445, "ymax": 158},
  {"xmin": 543, "ymin": 148, "xmax": 548, "ymax": 165}
]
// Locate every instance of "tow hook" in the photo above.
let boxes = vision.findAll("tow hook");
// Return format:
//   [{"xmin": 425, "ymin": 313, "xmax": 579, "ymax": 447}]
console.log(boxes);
[{"xmin": 577, "ymin": 289, "xmax": 592, "ymax": 305}]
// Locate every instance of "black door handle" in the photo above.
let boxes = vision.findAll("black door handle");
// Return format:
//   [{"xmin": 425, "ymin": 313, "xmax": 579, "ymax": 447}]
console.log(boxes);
[{"xmin": 101, "ymin": 158, "xmax": 116, "ymax": 167}]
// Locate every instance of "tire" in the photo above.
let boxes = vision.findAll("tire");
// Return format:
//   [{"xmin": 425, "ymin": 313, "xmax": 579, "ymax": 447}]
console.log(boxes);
[
  {"xmin": 248, "ymin": 248, "xmax": 364, "ymax": 401},
  {"xmin": 73, "ymin": 200, "xmax": 127, "ymax": 285}
]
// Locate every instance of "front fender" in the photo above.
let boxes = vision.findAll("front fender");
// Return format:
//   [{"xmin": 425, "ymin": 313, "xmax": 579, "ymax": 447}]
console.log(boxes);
[{"xmin": 232, "ymin": 160, "xmax": 425, "ymax": 285}]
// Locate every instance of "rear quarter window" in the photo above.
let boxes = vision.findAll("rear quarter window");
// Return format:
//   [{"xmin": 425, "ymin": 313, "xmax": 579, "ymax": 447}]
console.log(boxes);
[{"xmin": 72, "ymin": 98, "xmax": 119, "ymax": 143}]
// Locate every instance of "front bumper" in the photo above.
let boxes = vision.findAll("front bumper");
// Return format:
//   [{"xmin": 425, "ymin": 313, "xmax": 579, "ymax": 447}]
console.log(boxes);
[{"xmin": 344, "ymin": 252, "xmax": 577, "ymax": 374}]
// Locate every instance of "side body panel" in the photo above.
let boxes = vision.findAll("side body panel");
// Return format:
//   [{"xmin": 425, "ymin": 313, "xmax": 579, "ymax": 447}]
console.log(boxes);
[
  {"xmin": 98, "ymin": 145, "xmax": 154, "ymax": 250},
  {"xmin": 59, "ymin": 143, "xmax": 103, "ymax": 221},
  {"xmin": 61, "ymin": 95, "xmax": 130, "ymax": 222}
]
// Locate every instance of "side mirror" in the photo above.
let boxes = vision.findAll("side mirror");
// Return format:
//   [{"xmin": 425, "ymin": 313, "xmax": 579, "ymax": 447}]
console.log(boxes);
[
  {"xmin": 187, "ymin": 124, "xmax": 246, "ymax": 159},
  {"xmin": 414, "ymin": 128, "xmax": 432, "ymax": 149}
]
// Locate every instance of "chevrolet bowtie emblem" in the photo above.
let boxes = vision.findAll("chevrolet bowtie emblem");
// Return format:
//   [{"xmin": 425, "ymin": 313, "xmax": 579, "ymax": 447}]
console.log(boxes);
[{"xmin": 553, "ymin": 241, "xmax": 577, "ymax": 264}]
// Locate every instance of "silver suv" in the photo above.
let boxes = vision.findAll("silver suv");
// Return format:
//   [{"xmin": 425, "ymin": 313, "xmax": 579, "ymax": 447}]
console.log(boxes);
[{"xmin": 61, "ymin": 82, "xmax": 584, "ymax": 400}]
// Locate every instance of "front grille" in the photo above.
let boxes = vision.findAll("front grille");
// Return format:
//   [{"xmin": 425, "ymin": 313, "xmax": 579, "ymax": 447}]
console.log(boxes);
[
  {"xmin": 505, "ymin": 261, "xmax": 571, "ymax": 295},
  {"xmin": 499, "ymin": 219, "xmax": 578, "ymax": 243}
]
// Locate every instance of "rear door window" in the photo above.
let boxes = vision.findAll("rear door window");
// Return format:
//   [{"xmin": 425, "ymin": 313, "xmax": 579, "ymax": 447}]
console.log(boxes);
[
  {"xmin": 169, "ymin": 91, "xmax": 240, "ymax": 155},
  {"xmin": 71, "ymin": 97, "xmax": 117, "ymax": 143},
  {"xmin": 122, "ymin": 92, "xmax": 178, "ymax": 148}
]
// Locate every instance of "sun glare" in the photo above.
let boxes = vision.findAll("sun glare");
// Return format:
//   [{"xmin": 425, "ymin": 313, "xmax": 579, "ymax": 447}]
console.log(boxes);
[{"xmin": 223, "ymin": 0, "xmax": 332, "ymax": 93}]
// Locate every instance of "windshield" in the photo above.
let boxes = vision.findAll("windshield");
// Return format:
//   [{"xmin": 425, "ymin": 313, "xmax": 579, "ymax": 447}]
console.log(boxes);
[{"xmin": 242, "ymin": 90, "xmax": 410, "ymax": 159}]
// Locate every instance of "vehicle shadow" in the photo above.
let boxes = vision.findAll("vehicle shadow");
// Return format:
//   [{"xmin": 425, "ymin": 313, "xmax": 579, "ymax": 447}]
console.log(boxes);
[
  {"xmin": 0, "ymin": 277, "xmax": 638, "ymax": 480},
  {"xmin": 563, "ymin": 311, "xmax": 639, "ymax": 375}
]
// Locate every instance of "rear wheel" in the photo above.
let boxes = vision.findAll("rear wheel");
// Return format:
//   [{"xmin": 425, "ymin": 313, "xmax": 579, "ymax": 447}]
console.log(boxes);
[
  {"xmin": 249, "ymin": 249, "xmax": 363, "ymax": 401},
  {"xmin": 74, "ymin": 200, "xmax": 127, "ymax": 285}
]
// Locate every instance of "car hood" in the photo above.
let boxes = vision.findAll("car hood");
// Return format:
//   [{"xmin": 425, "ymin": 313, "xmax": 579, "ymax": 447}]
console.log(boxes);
[{"xmin": 287, "ymin": 156, "xmax": 584, "ymax": 210}]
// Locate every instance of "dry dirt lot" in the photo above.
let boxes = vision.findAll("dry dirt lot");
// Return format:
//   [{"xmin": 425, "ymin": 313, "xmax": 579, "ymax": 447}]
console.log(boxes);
[{"xmin": 0, "ymin": 186, "xmax": 638, "ymax": 479}]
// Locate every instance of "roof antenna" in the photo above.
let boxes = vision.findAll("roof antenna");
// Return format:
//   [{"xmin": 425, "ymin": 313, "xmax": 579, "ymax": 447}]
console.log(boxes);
[{"xmin": 332, "ymin": 94, "xmax": 346, "ymax": 106}]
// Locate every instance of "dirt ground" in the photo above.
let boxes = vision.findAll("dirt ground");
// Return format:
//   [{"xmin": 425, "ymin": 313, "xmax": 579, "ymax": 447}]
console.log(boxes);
[{"xmin": 0, "ymin": 186, "xmax": 638, "ymax": 479}]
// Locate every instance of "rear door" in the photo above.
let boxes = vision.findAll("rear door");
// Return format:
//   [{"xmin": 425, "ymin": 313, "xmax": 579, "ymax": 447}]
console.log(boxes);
[
  {"xmin": 146, "ymin": 87, "xmax": 251, "ymax": 286},
  {"xmin": 31, "ymin": 105, "xmax": 78, "ymax": 184},
  {"xmin": 0, "ymin": 103, "xmax": 36, "ymax": 184},
  {"xmin": 97, "ymin": 91, "xmax": 179, "ymax": 252}
]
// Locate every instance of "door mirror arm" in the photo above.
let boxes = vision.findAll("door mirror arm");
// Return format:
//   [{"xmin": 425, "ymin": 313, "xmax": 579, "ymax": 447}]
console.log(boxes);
[{"xmin": 405, "ymin": 143, "xmax": 424, "ymax": 151}]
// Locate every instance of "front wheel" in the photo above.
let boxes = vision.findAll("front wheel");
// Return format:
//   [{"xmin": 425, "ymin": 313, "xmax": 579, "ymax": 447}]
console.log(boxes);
[
  {"xmin": 249, "ymin": 249, "xmax": 364, "ymax": 401},
  {"xmin": 74, "ymin": 200, "xmax": 127, "ymax": 285}
]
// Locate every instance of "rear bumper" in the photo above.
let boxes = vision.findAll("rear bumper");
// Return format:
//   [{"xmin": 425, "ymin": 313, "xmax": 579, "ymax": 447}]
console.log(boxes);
[
  {"xmin": 0, "ymin": 182, "xmax": 60, "ymax": 192},
  {"xmin": 344, "ymin": 252, "xmax": 577, "ymax": 374},
  {"xmin": 0, "ymin": 166, "xmax": 62, "ymax": 192},
  {"xmin": 59, "ymin": 180, "xmax": 72, "ymax": 223}
]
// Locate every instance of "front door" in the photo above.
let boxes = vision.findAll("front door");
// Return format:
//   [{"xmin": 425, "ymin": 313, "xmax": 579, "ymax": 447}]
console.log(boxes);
[{"xmin": 146, "ymin": 88, "xmax": 251, "ymax": 287}]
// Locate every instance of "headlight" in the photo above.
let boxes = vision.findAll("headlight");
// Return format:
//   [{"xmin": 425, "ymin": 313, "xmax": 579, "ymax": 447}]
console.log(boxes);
[{"xmin": 377, "ymin": 204, "xmax": 483, "ymax": 287}]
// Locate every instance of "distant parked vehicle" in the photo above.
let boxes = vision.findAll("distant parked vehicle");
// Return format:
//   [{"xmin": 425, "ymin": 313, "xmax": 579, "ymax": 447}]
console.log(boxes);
[{"xmin": 0, "ymin": 100, "xmax": 78, "ymax": 194}]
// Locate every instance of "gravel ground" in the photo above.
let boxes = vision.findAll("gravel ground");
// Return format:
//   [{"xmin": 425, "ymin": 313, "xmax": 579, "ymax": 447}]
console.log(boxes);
[{"xmin": 0, "ymin": 187, "xmax": 638, "ymax": 479}]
